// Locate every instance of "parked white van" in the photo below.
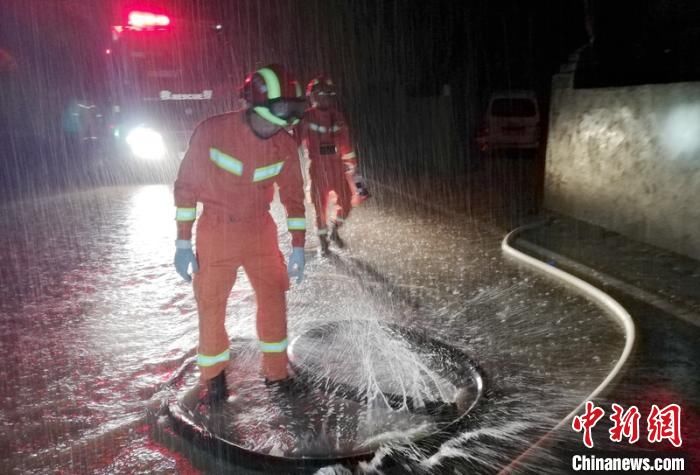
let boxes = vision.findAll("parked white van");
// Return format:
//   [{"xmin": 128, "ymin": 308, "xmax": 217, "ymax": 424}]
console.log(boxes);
[{"xmin": 476, "ymin": 91, "xmax": 540, "ymax": 152}]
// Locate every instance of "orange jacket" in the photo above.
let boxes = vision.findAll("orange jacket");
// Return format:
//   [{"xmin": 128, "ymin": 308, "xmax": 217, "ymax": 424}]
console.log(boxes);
[
  {"xmin": 174, "ymin": 110, "xmax": 306, "ymax": 247},
  {"xmin": 299, "ymin": 107, "xmax": 357, "ymax": 172}
]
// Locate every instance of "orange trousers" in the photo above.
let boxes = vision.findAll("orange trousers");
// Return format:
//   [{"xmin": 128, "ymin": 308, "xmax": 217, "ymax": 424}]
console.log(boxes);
[
  {"xmin": 310, "ymin": 160, "xmax": 353, "ymax": 232},
  {"xmin": 193, "ymin": 211, "xmax": 290, "ymax": 382}
]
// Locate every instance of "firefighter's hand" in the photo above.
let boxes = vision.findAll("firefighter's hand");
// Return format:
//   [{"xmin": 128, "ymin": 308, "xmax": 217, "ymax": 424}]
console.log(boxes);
[
  {"xmin": 174, "ymin": 240, "xmax": 199, "ymax": 282},
  {"xmin": 351, "ymin": 175, "xmax": 370, "ymax": 207},
  {"xmin": 287, "ymin": 247, "xmax": 305, "ymax": 284}
]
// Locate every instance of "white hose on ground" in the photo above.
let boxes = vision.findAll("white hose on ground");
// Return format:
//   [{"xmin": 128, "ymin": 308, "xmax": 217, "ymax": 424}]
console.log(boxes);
[{"xmin": 498, "ymin": 222, "xmax": 636, "ymax": 474}]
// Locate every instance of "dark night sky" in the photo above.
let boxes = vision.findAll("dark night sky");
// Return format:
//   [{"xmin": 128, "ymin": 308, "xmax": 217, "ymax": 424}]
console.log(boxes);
[
  {"xmin": 0, "ymin": 1, "xmax": 586, "ymax": 102},
  {"xmin": 3, "ymin": 1, "xmax": 699, "ymax": 109},
  {"xmin": 1, "ymin": 0, "xmax": 699, "ymax": 195}
]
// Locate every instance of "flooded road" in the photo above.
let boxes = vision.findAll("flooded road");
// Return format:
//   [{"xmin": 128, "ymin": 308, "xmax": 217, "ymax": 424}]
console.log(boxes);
[
  {"xmin": 0, "ymin": 180, "xmax": 626, "ymax": 473},
  {"xmin": 0, "ymin": 186, "xmax": 201, "ymax": 472}
]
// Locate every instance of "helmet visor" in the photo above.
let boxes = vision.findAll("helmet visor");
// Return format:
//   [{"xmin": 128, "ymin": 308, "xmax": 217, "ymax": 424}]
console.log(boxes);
[{"xmin": 269, "ymin": 98, "xmax": 306, "ymax": 121}]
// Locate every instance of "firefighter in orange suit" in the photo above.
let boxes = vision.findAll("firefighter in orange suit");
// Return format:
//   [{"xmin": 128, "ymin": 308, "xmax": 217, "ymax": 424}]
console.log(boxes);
[
  {"xmin": 299, "ymin": 76, "xmax": 368, "ymax": 255},
  {"xmin": 173, "ymin": 64, "xmax": 308, "ymax": 404}
]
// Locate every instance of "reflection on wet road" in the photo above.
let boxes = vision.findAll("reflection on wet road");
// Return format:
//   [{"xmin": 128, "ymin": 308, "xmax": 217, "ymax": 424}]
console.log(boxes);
[{"xmin": 0, "ymin": 184, "xmax": 626, "ymax": 473}]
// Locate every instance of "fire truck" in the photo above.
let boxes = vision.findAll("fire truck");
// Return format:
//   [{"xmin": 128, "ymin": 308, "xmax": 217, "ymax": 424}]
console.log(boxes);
[{"xmin": 104, "ymin": 6, "xmax": 236, "ymax": 181}]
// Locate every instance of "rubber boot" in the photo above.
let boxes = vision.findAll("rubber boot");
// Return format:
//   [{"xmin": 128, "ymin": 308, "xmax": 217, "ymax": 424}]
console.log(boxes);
[
  {"xmin": 319, "ymin": 234, "xmax": 330, "ymax": 256},
  {"xmin": 265, "ymin": 376, "xmax": 307, "ymax": 399},
  {"xmin": 203, "ymin": 371, "xmax": 228, "ymax": 406},
  {"xmin": 329, "ymin": 226, "xmax": 345, "ymax": 249},
  {"xmin": 264, "ymin": 376, "xmax": 308, "ymax": 435}
]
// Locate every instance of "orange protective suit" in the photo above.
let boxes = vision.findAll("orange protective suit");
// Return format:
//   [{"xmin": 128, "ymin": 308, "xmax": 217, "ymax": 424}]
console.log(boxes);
[
  {"xmin": 299, "ymin": 107, "xmax": 358, "ymax": 236},
  {"xmin": 174, "ymin": 110, "xmax": 306, "ymax": 382}
]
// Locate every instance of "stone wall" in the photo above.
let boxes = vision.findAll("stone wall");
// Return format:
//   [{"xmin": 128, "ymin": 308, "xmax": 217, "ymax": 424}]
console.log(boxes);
[{"xmin": 545, "ymin": 73, "xmax": 700, "ymax": 259}]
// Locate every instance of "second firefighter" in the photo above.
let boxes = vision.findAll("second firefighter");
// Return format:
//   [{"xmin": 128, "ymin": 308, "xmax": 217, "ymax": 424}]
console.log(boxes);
[{"xmin": 298, "ymin": 76, "xmax": 368, "ymax": 255}]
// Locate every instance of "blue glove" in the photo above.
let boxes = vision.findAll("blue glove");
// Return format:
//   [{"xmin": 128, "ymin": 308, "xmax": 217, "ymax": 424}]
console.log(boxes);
[
  {"xmin": 174, "ymin": 240, "xmax": 199, "ymax": 282},
  {"xmin": 287, "ymin": 247, "xmax": 305, "ymax": 284}
]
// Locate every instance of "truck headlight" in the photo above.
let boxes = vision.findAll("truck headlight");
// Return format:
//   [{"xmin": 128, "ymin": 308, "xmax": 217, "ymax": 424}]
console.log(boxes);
[{"xmin": 126, "ymin": 126, "xmax": 166, "ymax": 160}]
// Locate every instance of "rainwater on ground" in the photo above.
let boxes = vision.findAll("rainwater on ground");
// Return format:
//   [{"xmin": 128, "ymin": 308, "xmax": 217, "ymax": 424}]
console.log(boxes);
[{"xmin": 0, "ymin": 173, "xmax": 626, "ymax": 473}]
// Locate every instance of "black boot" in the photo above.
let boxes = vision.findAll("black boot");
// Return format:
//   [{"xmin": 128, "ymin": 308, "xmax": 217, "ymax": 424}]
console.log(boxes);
[
  {"xmin": 203, "ymin": 371, "xmax": 229, "ymax": 405},
  {"xmin": 265, "ymin": 376, "xmax": 307, "ymax": 399},
  {"xmin": 329, "ymin": 226, "xmax": 345, "ymax": 248},
  {"xmin": 264, "ymin": 376, "xmax": 308, "ymax": 434},
  {"xmin": 319, "ymin": 234, "xmax": 330, "ymax": 256}
]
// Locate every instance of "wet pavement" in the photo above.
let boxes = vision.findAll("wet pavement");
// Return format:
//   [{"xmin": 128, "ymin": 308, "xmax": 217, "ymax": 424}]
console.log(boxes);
[
  {"xmin": 0, "ymin": 153, "xmax": 683, "ymax": 473},
  {"xmin": 155, "ymin": 176, "xmax": 630, "ymax": 473},
  {"xmin": 512, "ymin": 214, "xmax": 700, "ymax": 470}
]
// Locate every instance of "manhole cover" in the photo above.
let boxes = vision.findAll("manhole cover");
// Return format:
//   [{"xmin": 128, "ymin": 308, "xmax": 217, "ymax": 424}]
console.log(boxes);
[{"xmin": 161, "ymin": 320, "xmax": 484, "ymax": 471}]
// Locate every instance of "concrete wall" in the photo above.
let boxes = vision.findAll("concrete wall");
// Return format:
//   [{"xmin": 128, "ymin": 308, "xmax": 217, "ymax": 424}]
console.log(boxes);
[{"xmin": 545, "ymin": 73, "xmax": 700, "ymax": 260}]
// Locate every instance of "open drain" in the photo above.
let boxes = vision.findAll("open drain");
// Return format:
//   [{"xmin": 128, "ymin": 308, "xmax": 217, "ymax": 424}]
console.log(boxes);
[{"xmin": 157, "ymin": 320, "xmax": 485, "ymax": 472}]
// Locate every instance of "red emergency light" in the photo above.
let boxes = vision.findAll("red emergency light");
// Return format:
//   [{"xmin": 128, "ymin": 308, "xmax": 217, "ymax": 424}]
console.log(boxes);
[{"xmin": 127, "ymin": 10, "xmax": 171, "ymax": 29}]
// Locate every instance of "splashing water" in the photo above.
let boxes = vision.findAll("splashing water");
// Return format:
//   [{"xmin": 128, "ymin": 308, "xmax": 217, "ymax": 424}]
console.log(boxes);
[
  {"xmin": 1, "ymin": 1, "xmax": 633, "ymax": 473},
  {"xmin": 0, "ymin": 184, "xmax": 626, "ymax": 473}
]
